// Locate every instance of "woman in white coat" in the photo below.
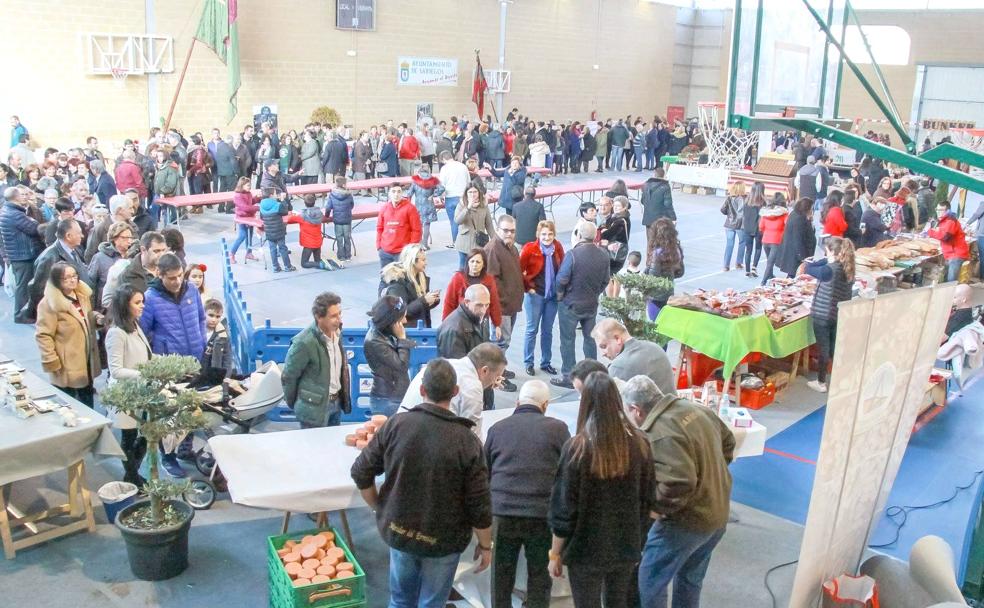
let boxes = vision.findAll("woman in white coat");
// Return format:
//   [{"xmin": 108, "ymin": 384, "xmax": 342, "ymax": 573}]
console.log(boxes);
[{"xmin": 105, "ymin": 284, "xmax": 153, "ymax": 487}]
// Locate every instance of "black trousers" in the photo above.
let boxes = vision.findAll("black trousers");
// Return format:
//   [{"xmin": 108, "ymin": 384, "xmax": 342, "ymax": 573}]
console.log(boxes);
[
  {"xmin": 492, "ymin": 516, "xmax": 552, "ymax": 608},
  {"xmin": 11, "ymin": 260, "xmax": 35, "ymax": 323},
  {"xmin": 57, "ymin": 385, "xmax": 95, "ymax": 408},
  {"xmin": 813, "ymin": 318, "xmax": 837, "ymax": 383},
  {"xmin": 567, "ymin": 563, "xmax": 634, "ymax": 608},
  {"xmin": 301, "ymin": 247, "xmax": 322, "ymax": 268}
]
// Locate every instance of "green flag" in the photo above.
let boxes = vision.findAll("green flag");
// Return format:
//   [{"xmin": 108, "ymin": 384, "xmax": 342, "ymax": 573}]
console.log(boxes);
[{"xmin": 195, "ymin": 0, "xmax": 241, "ymax": 123}]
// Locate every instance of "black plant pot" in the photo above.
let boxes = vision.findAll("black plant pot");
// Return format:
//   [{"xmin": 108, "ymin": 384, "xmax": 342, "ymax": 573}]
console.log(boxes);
[{"xmin": 115, "ymin": 499, "xmax": 195, "ymax": 581}]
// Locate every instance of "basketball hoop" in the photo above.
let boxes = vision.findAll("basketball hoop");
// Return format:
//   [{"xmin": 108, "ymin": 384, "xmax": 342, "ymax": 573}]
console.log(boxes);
[
  {"xmin": 697, "ymin": 102, "xmax": 757, "ymax": 169},
  {"xmin": 111, "ymin": 67, "xmax": 129, "ymax": 87}
]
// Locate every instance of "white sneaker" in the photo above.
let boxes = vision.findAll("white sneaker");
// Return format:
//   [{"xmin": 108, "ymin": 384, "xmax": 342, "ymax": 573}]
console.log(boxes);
[{"xmin": 807, "ymin": 380, "xmax": 828, "ymax": 393}]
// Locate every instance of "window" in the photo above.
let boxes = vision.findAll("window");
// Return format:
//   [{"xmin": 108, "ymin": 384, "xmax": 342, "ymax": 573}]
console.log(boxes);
[{"xmin": 844, "ymin": 25, "xmax": 910, "ymax": 66}]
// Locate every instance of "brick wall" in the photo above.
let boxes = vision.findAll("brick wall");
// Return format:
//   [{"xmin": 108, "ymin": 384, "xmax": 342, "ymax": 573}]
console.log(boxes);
[{"xmin": 3, "ymin": 0, "xmax": 678, "ymax": 154}]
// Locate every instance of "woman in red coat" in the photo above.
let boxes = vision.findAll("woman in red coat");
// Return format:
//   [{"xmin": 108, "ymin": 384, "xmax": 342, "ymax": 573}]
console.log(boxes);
[
  {"xmin": 820, "ymin": 190, "xmax": 848, "ymax": 238},
  {"xmin": 758, "ymin": 193, "xmax": 789, "ymax": 285},
  {"xmin": 442, "ymin": 248, "xmax": 503, "ymax": 339}
]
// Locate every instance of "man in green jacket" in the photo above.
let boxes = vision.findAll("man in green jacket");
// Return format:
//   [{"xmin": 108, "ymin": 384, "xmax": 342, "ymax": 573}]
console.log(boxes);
[
  {"xmin": 281, "ymin": 291, "xmax": 351, "ymax": 427},
  {"xmin": 621, "ymin": 374, "xmax": 735, "ymax": 607}
]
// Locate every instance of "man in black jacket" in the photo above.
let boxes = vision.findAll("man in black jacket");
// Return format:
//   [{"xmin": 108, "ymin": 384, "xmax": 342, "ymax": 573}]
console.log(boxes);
[
  {"xmin": 486, "ymin": 379, "xmax": 570, "ymax": 608},
  {"xmin": 437, "ymin": 284, "xmax": 490, "ymax": 359},
  {"xmin": 26, "ymin": 219, "xmax": 93, "ymax": 321},
  {"xmin": 351, "ymin": 358, "xmax": 492, "ymax": 607},
  {"xmin": 512, "ymin": 187, "xmax": 546, "ymax": 247}
]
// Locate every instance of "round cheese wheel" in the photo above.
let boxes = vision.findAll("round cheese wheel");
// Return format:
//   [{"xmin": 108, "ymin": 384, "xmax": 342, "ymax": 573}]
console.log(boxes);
[
  {"xmin": 371, "ymin": 415, "xmax": 388, "ymax": 426},
  {"xmin": 314, "ymin": 548, "xmax": 325, "ymax": 560},
  {"xmin": 313, "ymin": 535, "xmax": 328, "ymax": 549},
  {"xmin": 276, "ymin": 547, "xmax": 292, "ymax": 558},
  {"xmin": 336, "ymin": 561, "xmax": 354, "ymax": 572},
  {"xmin": 282, "ymin": 551, "xmax": 302, "ymax": 564},
  {"xmin": 293, "ymin": 578, "xmax": 311, "ymax": 587},
  {"xmin": 302, "ymin": 558, "xmax": 320, "ymax": 570},
  {"xmin": 300, "ymin": 543, "xmax": 318, "ymax": 559},
  {"xmin": 297, "ymin": 567, "xmax": 316, "ymax": 580},
  {"xmin": 355, "ymin": 439, "xmax": 367, "ymax": 449},
  {"xmin": 355, "ymin": 428, "xmax": 369, "ymax": 440},
  {"xmin": 344, "ymin": 434, "xmax": 357, "ymax": 446},
  {"xmin": 301, "ymin": 534, "xmax": 317, "ymax": 544},
  {"xmin": 312, "ymin": 574, "xmax": 332, "ymax": 583},
  {"xmin": 334, "ymin": 570, "xmax": 354, "ymax": 580},
  {"xmin": 316, "ymin": 564, "xmax": 336, "ymax": 577},
  {"xmin": 285, "ymin": 562, "xmax": 303, "ymax": 577},
  {"xmin": 284, "ymin": 540, "xmax": 298, "ymax": 549},
  {"xmin": 318, "ymin": 531, "xmax": 335, "ymax": 542},
  {"xmin": 326, "ymin": 547, "xmax": 345, "ymax": 561}
]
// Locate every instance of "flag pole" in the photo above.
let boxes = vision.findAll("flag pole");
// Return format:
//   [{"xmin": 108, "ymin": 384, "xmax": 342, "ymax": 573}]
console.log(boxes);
[
  {"xmin": 163, "ymin": 38, "xmax": 197, "ymax": 134},
  {"xmin": 475, "ymin": 50, "xmax": 499, "ymax": 125}
]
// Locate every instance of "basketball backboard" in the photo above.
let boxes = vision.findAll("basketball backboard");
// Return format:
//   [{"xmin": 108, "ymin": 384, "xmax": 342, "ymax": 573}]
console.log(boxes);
[{"xmin": 727, "ymin": 0, "xmax": 848, "ymax": 126}]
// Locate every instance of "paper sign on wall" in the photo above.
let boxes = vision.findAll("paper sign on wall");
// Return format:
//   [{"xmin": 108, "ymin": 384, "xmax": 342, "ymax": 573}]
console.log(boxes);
[{"xmin": 397, "ymin": 57, "xmax": 458, "ymax": 87}]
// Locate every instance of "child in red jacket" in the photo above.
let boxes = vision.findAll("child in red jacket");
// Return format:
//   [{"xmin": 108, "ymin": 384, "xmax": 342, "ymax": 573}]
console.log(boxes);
[{"xmin": 287, "ymin": 194, "xmax": 333, "ymax": 270}]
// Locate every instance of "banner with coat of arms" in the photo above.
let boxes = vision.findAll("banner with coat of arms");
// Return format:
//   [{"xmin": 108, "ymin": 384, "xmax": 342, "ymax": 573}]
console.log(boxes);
[{"xmin": 396, "ymin": 57, "xmax": 458, "ymax": 86}]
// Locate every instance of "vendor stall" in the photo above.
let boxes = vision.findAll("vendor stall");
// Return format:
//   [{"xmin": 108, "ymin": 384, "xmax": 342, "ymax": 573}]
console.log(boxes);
[
  {"xmin": 855, "ymin": 236, "xmax": 943, "ymax": 293},
  {"xmin": 0, "ymin": 358, "xmax": 124, "ymax": 559},
  {"xmin": 659, "ymin": 277, "xmax": 819, "ymax": 406}
]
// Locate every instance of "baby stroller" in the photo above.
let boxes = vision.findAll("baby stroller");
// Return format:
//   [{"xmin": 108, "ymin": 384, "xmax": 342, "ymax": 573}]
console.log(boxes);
[{"xmin": 181, "ymin": 361, "xmax": 284, "ymax": 509}]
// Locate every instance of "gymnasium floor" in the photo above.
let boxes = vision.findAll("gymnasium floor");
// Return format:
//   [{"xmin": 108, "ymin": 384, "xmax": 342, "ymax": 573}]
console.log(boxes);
[{"xmin": 0, "ymin": 170, "xmax": 976, "ymax": 607}]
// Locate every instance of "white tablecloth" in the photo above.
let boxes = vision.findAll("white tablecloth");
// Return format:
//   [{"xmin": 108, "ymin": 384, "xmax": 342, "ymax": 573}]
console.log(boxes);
[
  {"xmin": 0, "ymin": 368, "xmax": 123, "ymax": 487},
  {"xmin": 208, "ymin": 424, "xmax": 366, "ymax": 513}
]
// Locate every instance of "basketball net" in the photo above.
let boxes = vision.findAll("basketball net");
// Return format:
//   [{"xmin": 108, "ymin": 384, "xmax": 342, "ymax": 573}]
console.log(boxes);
[
  {"xmin": 697, "ymin": 102, "xmax": 757, "ymax": 169},
  {"xmin": 111, "ymin": 67, "xmax": 129, "ymax": 88}
]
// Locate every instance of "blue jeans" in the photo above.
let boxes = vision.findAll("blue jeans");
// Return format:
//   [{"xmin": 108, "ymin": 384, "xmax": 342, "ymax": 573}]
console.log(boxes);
[
  {"xmin": 379, "ymin": 250, "xmax": 400, "ymax": 268},
  {"xmin": 646, "ymin": 148, "xmax": 656, "ymax": 169},
  {"xmin": 558, "ymin": 302, "xmax": 597, "ymax": 376},
  {"xmin": 369, "ymin": 395, "xmax": 400, "ymax": 417},
  {"xmin": 638, "ymin": 519, "xmax": 726, "ymax": 607},
  {"xmin": 388, "ymin": 547, "xmax": 461, "ymax": 608},
  {"xmin": 611, "ymin": 146, "xmax": 624, "ymax": 171},
  {"xmin": 524, "ymin": 292, "xmax": 557, "ymax": 367},
  {"xmin": 267, "ymin": 237, "xmax": 291, "ymax": 270},
  {"xmin": 544, "ymin": 153, "xmax": 553, "ymax": 171},
  {"xmin": 634, "ymin": 146, "xmax": 645, "ymax": 169},
  {"xmin": 230, "ymin": 224, "xmax": 253, "ymax": 255},
  {"xmin": 723, "ymin": 228, "xmax": 738, "ymax": 268},
  {"xmin": 946, "ymin": 257, "xmax": 965, "ymax": 282},
  {"xmin": 444, "ymin": 196, "xmax": 460, "ymax": 241}
]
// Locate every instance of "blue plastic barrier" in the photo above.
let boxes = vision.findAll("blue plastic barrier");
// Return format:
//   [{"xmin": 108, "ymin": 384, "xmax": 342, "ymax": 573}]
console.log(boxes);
[{"xmin": 220, "ymin": 239, "xmax": 440, "ymax": 423}]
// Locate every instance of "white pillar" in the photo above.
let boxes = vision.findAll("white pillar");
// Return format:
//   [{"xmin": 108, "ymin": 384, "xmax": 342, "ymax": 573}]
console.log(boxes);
[
  {"xmin": 496, "ymin": 1, "xmax": 508, "ymax": 124},
  {"xmin": 146, "ymin": 0, "xmax": 160, "ymax": 130}
]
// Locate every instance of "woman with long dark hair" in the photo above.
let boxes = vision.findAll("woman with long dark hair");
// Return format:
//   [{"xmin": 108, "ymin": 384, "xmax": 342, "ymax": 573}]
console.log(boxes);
[
  {"xmin": 600, "ymin": 196, "xmax": 632, "ymax": 297},
  {"xmin": 776, "ymin": 197, "xmax": 817, "ymax": 279},
  {"xmin": 442, "ymin": 248, "xmax": 503, "ymax": 339},
  {"xmin": 549, "ymin": 372, "xmax": 654, "ymax": 608},
  {"xmin": 105, "ymin": 284, "xmax": 152, "ymax": 486},
  {"xmin": 820, "ymin": 190, "xmax": 848, "ymax": 241},
  {"xmin": 739, "ymin": 183, "xmax": 765, "ymax": 277},
  {"xmin": 645, "ymin": 218, "xmax": 684, "ymax": 320}
]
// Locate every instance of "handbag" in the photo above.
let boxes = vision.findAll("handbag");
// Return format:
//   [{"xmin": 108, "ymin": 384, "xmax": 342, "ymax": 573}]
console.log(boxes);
[
  {"xmin": 475, "ymin": 231, "xmax": 490, "ymax": 247},
  {"xmin": 376, "ymin": 160, "xmax": 388, "ymax": 173}
]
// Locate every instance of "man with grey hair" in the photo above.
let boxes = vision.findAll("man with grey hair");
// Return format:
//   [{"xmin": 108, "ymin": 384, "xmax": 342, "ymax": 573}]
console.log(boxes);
[
  {"xmin": 485, "ymin": 213, "xmax": 523, "ymax": 391},
  {"xmin": 485, "ymin": 378, "xmax": 570, "ymax": 607},
  {"xmin": 213, "ymin": 134, "xmax": 238, "ymax": 210},
  {"xmin": 89, "ymin": 158, "xmax": 117, "ymax": 206},
  {"xmin": 0, "ymin": 185, "xmax": 44, "ymax": 323},
  {"xmin": 85, "ymin": 194, "xmax": 135, "ymax": 262},
  {"xmin": 593, "ymin": 317, "xmax": 675, "ymax": 396},
  {"xmin": 551, "ymin": 219, "xmax": 611, "ymax": 389},
  {"xmin": 438, "ymin": 283, "xmax": 491, "ymax": 360},
  {"xmin": 621, "ymin": 374, "xmax": 735, "ymax": 606}
]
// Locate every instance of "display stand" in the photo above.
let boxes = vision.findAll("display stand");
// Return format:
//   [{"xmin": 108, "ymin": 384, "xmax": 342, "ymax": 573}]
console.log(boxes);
[{"xmin": 0, "ymin": 460, "xmax": 96, "ymax": 559}]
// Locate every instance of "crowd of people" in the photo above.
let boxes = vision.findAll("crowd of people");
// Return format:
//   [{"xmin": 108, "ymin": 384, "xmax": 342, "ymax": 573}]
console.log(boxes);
[{"xmin": 5, "ymin": 110, "xmax": 976, "ymax": 607}]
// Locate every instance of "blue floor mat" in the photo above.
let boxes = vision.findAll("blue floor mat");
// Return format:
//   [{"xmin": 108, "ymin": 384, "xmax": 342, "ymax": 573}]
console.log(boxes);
[{"xmin": 732, "ymin": 387, "xmax": 984, "ymax": 578}]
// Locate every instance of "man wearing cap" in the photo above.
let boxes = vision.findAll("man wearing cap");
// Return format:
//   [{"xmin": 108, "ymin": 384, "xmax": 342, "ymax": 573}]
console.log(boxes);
[
  {"xmin": 84, "ymin": 194, "xmax": 136, "ymax": 263},
  {"xmin": 364, "ymin": 295, "xmax": 416, "ymax": 417},
  {"xmin": 551, "ymin": 220, "xmax": 611, "ymax": 389},
  {"xmin": 485, "ymin": 379, "xmax": 571, "ymax": 608}
]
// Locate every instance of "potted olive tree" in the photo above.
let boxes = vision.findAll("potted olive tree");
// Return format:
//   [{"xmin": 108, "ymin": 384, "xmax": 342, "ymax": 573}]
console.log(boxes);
[
  {"xmin": 600, "ymin": 272, "xmax": 674, "ymax": 345},
  {"xmin": 100, "ymin": 355, "xmax": 207, "ymax": 581}
]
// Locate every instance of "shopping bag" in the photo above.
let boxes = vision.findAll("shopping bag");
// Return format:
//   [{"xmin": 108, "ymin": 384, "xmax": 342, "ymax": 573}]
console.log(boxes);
[
  {"xmin": 821, "ymin": 574, "xmax": 880, "ymax": 608},
  {"xmin": 3, "ymin": 264, "xmax": 12, "ymax": 298}
]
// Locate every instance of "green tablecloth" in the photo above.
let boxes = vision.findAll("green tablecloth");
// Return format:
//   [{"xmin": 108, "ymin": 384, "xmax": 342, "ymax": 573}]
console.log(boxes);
[{"xmin": 656, "ymin": 306, "xmax": 816, "ymax": 377}]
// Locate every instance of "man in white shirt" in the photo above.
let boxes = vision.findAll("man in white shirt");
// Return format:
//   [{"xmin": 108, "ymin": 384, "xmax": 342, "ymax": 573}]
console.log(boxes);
[
  {"xmin": 400, "ymin": 343, "xmax": 507, "ymax": 434},
  {"xmin": 438, "ymin": 150, "xmax": 470, "ymax": 245}
]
